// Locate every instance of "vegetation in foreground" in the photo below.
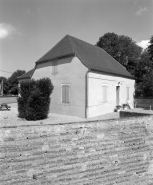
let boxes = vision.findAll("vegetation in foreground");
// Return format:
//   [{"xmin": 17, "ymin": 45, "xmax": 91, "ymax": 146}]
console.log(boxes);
[{"xmin": 17, "ymin": 78, "xmax": 54, "ymax": 121}]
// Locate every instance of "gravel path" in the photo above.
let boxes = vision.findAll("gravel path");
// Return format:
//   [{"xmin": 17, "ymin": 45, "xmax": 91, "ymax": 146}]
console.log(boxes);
[
  {"xmin": 1, "ymin": 103, "xmax": 152, "ymax": 128},
  {"xmin": 0, "ymin": 103, "xmax": 120, "ymax": 127}
]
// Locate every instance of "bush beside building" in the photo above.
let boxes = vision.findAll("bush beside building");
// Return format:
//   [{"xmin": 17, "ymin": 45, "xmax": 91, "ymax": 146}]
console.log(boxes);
[{"xmin": 17, "ymin": 78, "xmax": 54, "ymax": 120}]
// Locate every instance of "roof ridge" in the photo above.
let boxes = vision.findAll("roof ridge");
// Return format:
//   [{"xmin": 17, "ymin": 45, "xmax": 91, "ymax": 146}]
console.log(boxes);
[
  {"xmin": 68, "ymin": 35, "xmax": 95, "ymax": 47},
  {"xmin": 66, "ymin": 35, "xmax": 75, "ymax": 55},
  {"xmin": 36, "ymin": 35, "xmax": 74, "ymax": 63},
  {"xmin": 35, "ymin": 34, "xmax": 134, "ymax": 79},
  {"xmin": 65, "ymin": 35, "xmax": 131, "ymax": 77}
]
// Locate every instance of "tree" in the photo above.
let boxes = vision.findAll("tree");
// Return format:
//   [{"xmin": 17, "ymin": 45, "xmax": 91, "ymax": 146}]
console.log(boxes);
[
  {"xmin": 134, "ymin": 50, "xmax": 153, "ymax": 97},
  {"xmin": 7, "ymin": 70, "xmax": 26, "ymax": 95},
  {"xmin": 96, "ymin": 33, "xmax": 119, "ymax": 61},
  {"xmin": 96, "ymin": 32, "xmax": 153, "ymax": 98},
  {"xmin": 0, "ymin": 77, "xmax": 9, "ymax": 95},
  {"xmin": 134, "ymin": 50, "xmax": 152, "ymax": 83},
  {"xmin": 147, "ymin": 35, "xmax": 153, "ymax": 62},
  {"xmin": 142, "ymin": 71, "xmax": 153, "ymax": 97},
  {"xmin": 135, "ymin": 71, "xmax": 153, "ymax": 98},
  {"xmin": 96, "ymin": 32, "xmax": 142, "ymax": 74}
]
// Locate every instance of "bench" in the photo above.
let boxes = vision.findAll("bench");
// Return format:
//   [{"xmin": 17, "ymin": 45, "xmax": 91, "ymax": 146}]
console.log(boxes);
[{"xmin": 0, "ymin": 104, "xmax": 11, "ymax": 110}]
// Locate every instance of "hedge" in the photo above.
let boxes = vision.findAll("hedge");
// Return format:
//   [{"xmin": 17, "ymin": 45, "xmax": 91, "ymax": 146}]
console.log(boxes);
[{"xmin": 17, "ymin": 78, "xmax": 54, "ymax": 121}]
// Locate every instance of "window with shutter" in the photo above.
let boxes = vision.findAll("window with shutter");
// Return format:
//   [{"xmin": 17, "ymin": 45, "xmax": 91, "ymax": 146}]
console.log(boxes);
[
  {"xmin": 61, "ymin": 84, "xmax": 70, "ymax": 104},
  {"xmin": 102, "ymin": 85, "xmax": 107, "ymax": 103},
  {"xmin": 52, "ymin": 61, "xmax": 58, "ymax": 75}
]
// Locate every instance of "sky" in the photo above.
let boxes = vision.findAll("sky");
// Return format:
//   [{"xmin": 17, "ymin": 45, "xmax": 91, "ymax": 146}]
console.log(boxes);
[{"xmin": 0, "ymin": 0, "xmax": 152, "ymax": 78}]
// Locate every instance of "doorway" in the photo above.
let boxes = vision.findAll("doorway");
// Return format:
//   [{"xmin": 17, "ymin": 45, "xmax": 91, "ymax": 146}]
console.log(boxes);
[{"xmin": 116, "ymin": 86, "xmax": 120, "ymax": 105}]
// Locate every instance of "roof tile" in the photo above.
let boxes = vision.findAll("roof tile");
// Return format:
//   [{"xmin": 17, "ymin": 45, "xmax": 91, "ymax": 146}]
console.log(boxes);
[{"xmin": 36, "ymin": 35, "xmax": 134, "ymax": 79}]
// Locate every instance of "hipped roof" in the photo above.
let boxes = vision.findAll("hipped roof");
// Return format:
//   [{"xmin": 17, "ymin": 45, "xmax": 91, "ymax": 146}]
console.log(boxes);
[{"xmin": 36, "ymin": 35, "xmax": 134, "ymax": 79}]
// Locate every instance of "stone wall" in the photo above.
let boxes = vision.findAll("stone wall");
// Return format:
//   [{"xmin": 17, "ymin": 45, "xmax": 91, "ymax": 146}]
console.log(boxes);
[
  {"xmin": 0, "ymin": 117, "xmax": 153, "ymax": 185},
  {"xmin": 120, "ymin": 111, "xmax": 152, "ymax": 118},
  {"xmin": 135, "ymin": 99, "xmax": 153, "ymax": 110}
]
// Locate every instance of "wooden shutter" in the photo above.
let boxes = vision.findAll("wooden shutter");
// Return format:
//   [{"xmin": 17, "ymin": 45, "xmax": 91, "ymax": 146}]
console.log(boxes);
[
  {"xmin": 65, "ymin": 85, "xmax": 70, "ymax": 103},
  {"xmin": 52, "ymin": 61, "xmax": 58, "ymax": 75},
  {"xmin": 62, "ymin": 85, "xmax": 66, "ymax": 103},
  {"xmin": 62, "ymin": 85, "xmax": 70, "ymax": 104}
]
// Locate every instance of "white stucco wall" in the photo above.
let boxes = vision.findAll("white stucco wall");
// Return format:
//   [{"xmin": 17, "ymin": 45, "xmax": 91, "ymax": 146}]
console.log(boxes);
[
  {"xmin": 32, "ymin": 56, "xmax": 88, "ymax": 117},
  {"xmin": 87, "ymin": 71, "xmax": 135, "ymax": 118},
  {"xmin": 32, "ymin": 57, "xmax": 135, "ymax": 118}
]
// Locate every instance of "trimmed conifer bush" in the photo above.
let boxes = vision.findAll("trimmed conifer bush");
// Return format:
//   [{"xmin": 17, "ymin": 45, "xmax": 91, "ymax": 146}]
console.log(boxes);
[
  {"xmin": 17, "ymin": 97, "xmax": 26, "ymax": 118},
  {"xmin": 17, "ymin": 81, "xmax": 31, "ymax": 118},
  {"xmin": 17, "ymin": 78, "xmax": 54, "ymax": 121}
]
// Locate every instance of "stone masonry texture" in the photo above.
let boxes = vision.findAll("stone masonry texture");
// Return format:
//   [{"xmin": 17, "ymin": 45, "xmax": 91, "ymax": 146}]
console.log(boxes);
[{"xmin": 0, "ymin": 116, "xmax": 153, "ymax": 185}]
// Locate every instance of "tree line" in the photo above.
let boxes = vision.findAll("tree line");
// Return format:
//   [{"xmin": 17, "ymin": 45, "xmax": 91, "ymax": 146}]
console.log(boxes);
[
  {"xmin": 96, "ymin": 33, "xmax": 153, "ymax": 98},
  {"xmin": 0, "ymin": 70, "xmax": 25, "ymax": 95}
]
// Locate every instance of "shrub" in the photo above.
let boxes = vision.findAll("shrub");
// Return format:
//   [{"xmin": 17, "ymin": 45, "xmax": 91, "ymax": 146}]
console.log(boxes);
[
  {"xmin": 17, "ymin": 97, "xmax": 26, "ymax": 118},
  {"xmin": 17, "ymin": 81, "xmax": 31, "ymax": 118},
  {"xmin": 17, "ymin": 78, "xmax": 54, "ymax": 121}
]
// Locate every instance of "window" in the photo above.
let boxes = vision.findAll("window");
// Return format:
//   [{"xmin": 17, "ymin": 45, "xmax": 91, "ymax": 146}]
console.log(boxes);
[
  {"xmin": 61, "ymin": 84, "xmax": 70, "ymax": 104},
  {"xmin": 126, "ymin": 87, "xmax": 130, "ymax": 100},
  {"xmin": 52, "ymin": 61, "xmax": 58, "ymax": 75},
  {"xmin": 102, "ymin": 85, "xmax": 107, "ymax": 103}
]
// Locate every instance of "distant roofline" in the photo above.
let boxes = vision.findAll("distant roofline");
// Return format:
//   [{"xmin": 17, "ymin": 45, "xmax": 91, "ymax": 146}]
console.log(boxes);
[{"xmin": 18, "ymin": 69, "xmax": 35, "ymax": 80}]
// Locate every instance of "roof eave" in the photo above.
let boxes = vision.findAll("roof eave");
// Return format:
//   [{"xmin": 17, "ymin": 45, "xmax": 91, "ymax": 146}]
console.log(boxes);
[
  {"xmin": 90, "ymin": 69, "xmax": 135, "ymax": 80},
  {"xmin": 35, "ymin": 53, "xmax": 74, "ymax": 64},
  {"xmin": 18, "ymin": 77, "xmax": 31, "ymax": 80}
]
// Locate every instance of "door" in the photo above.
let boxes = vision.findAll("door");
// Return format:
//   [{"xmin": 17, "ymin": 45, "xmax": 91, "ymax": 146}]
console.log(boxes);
[{"xmin": 116, "ymin": 86, "xmax": 120, "ymax": 105}]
